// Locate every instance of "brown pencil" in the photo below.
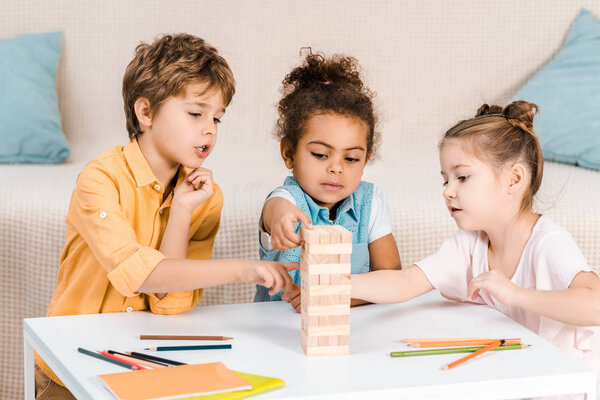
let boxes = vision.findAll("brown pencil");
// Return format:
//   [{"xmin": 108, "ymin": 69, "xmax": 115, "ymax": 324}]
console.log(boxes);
[
  {"xmin": 139, "ymin": 335, "xmax": 233, "ymax": 341},
  {"xmin": 442, "ymin": 340, "xmax": 504, "ymax": 370}
]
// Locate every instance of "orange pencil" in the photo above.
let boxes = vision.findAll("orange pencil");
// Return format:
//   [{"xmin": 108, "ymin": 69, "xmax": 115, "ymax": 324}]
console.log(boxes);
[
  {"xmin": 442, "ymin": 340, "xmax": 504, "ymax": 370},
  {"xmin": 411, "ymin": 338, "xmax": 520, "ymax": 348}
]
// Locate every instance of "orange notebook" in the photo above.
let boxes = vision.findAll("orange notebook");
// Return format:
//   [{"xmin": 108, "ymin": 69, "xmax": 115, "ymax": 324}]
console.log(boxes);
[{"xmin": 98, "ymin": 362, "xmax": 252, "ymax": 400}]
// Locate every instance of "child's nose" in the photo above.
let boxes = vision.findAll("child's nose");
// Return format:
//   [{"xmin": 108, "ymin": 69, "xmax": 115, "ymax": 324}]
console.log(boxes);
[
  {"xmin": 327, "ymin": 159, "xmax": 343, "ymax": 173},
  {"xmin": 443, "ymin": 185, "xmax": 456, "ymax": 199}
]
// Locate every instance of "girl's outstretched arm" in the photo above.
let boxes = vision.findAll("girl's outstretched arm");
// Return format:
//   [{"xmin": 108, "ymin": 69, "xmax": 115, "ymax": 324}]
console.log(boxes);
[
  {"xmin": 351, "ymin": 233, "xmax": 403, "ymax": 307},
  {"xmin": 467, "ymin": 270, "xmax": 600, "ymax": 326},
  {"xmin": 351, "ymin": 264, "xmax": 434, "ymax": 304}
]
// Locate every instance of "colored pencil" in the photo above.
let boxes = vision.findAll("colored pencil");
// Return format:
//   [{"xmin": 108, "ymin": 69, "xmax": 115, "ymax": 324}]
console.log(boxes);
[
  {"xmin": 77, "ymin": 347, "xmax": 140, "ymax": 370},
  {"xmin": 139, "ymin": 335, "xmax": 233, "ymax": 341},
  {"xmin": 391, "ymin": 344, "xmax": 527, "ymax": 357},
  {"xmin": 411, "ymin": 338, "xmax": 520, "ymax": 348},
  {"xmin": 98, "ymin": 351, "xmax": 149, "ymax": 369},
  {"xmin": 127, "ymin": 351, "xmax": 186, "ymax": 366},
  {"xmin": 106, "ymin": 350, "xmax": 167, "ymax": 368},
  {"xmin": 398, "ymin": 337, "xmax": 489, "ymax": 344},
  {"xmin": 443, "ymin": 340, "xmax": 504, "ymax": 370},
  {"xmin": 144, "ymin": 344, "xmax": 232, "ymax": 351}
]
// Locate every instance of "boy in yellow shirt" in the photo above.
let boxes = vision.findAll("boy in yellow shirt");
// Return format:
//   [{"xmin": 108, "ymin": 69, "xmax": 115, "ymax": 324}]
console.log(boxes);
[{"xmin": 34, "ymin": 34, "xmax": 295, "ymax": 399}]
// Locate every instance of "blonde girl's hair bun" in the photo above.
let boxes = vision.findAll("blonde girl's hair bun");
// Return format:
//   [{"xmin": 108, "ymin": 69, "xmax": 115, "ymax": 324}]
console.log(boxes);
[{"xmin": 502, "ymin": 100, "xmax": 538, "ymax": 136}]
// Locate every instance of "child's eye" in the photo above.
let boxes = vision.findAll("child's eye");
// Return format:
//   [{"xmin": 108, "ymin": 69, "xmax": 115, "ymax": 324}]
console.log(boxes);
[
  {"xmin": 345, "ymin": 157, "xmax": 360, "ymax": 163},
  {"xmin": 213, "ymin": 117, "xmax": 221, "ymax": 124},
  {"xmin": 189, "ymin": 112, "xmax": 201, "ymax": 118},
  {"xmin": 311, "ymin": 152, "xmax": 327, "ymax": 159},
  {"xmin": 458, "ymin": 175, "xmax": 470, "ymax": 182},
  {"xmin": 442, "ymin": 181, "xmax": 448, "ymax": 187}
]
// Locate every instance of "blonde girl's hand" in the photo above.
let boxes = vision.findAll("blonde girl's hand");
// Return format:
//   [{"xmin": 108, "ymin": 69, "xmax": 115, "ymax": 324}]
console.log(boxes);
[
  {"xmin": 467, "ymin": 270, "xmax": 523, "ymax": 306},
  {"xmin": 240, "ymin": 261, "xmax": 298, "ymax": 296},
  {"xmin": 172, "ymin": 168, "xmax": 214, "ymax": 212},
  {"xmin": 263, "ymin": 198, "xmax": 313, "ymax": 250}
]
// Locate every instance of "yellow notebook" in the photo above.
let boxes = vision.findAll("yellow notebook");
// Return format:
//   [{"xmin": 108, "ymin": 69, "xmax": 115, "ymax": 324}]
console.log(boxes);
[
  {"xmin": 98, "ymin": 362, "xmax": 252, "ymax": 400},
  {"xmin": 184, "ymin": 371, "xmax": 285, "ymax": 399}
]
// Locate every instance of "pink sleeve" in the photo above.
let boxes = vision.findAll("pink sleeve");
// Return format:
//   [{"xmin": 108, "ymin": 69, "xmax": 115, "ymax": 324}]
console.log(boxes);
[
  {"xmin": 533, "ymin": 230, "xmax": 593, "ymax": 290},
  {"xmin": 415, "ymin": 230, "xmax": 478, "ymax": 301}
]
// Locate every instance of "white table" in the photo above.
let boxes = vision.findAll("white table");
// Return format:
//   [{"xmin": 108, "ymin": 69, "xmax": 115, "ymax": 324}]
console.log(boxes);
[{"xmin": 24, "ymin": 291, "xmax": 597, "ymax": 399}]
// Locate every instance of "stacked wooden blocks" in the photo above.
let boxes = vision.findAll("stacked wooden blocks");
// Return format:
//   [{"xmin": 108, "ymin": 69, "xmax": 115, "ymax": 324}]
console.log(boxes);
[{"xmin": 300, "ymin": 225, "xmax": 352, "ymax": 356}]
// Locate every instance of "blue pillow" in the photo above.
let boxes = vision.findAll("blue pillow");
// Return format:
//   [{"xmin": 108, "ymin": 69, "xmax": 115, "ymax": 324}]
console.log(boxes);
[
  {"xmin": 513, "ymin": 9, "xmax": 600, "ymax": 170},
  {"xmin": 0, "ymin": 31, "xmax": 70, "ymax": 163}
]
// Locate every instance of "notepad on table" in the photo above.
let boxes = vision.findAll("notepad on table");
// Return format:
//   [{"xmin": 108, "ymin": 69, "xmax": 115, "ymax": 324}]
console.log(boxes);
[
  {"xmin": 186, "ymin": 371, "xmax": 285, "ymax": 399},
  {"xmin": 98, "ymin": 362, "xmax": 251, "ymax": 400}
]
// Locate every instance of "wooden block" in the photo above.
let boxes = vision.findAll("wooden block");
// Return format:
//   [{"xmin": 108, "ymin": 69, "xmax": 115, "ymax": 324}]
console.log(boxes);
[
  {"xmin": 306, "ymin": 284, "xmax": 351, "ymax": 296},
  {"xmin": 306, "ymin": 324, "xmax": 350, "ymax": 336},
  {"xmin": 305, "ymin": 304, "xmax": 350, "ymax": 316},
  {"xmin": 304, "ymin": 243, "xmax": 353, "ymax": 255},
  {"xmin": 331, "ymin": 225, "xmax": 352, "ymax": 243}
]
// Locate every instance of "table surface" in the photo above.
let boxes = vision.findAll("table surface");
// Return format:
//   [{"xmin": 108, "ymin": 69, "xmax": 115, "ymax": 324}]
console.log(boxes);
[{"xmin": 24, "ymin": 291, "xmax": 597, "ymax": 399}]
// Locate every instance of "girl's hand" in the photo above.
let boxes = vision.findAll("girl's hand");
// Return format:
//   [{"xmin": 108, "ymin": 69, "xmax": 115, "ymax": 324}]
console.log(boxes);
[
  {"xmin": 240, "ymin": 261, "xmax": 298, "ymax": 296},
  {"xmin": 467, "ymin": 270, "xmax": 523, "ymax": 306},
  {"xmin": 172, "ymin": 168, "xmax": 214, "ymax": 212},
  {"xmin": 282, "ymin": 283, "xmax": 302, "ymax": 312},
  {"xmin": 263, "ymin": 198, "xmax": 312, "ymax": 250}
]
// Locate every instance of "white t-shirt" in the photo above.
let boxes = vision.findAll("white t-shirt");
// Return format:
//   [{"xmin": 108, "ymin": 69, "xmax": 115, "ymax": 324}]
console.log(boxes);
[
  {"xmin": 416, "ymin": 216, "xmax": 599, "ymax": 372},
  {"xmin": 265, "ymin": 185, "xmax": 393, "ymax": 244}
]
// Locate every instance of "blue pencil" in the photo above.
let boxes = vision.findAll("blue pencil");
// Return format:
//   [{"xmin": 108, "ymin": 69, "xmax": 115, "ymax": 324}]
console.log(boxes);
[{"xmin": 144, "ymin": 344, "xmax": 232, "ymax": 351}]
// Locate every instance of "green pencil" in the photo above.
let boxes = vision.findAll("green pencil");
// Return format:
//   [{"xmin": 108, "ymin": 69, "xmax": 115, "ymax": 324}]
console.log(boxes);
[{"xmin": 391, "ymin": 344, "xmax": 528, "ymax": 357}]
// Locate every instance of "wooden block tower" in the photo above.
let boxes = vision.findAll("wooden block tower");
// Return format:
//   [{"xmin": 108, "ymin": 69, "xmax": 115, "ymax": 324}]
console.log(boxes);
[{"xmin": 299, "ymin": 225, "xmax": 352, "ymax": 356}]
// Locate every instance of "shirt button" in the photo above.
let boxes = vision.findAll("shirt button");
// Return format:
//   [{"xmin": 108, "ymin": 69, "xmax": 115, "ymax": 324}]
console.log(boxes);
[
  {"xmin": 159, "ymin": 209, "xmax": 164, "ymax": 215},
  {"xmin": 98, "ymin": 211, "xmax": 107, "ymax": 219},
  {"xmin": 153, "ymin": 184, "xmax": 161, "ymax": 191},
  {"xmin": 126, "ymin": 306, "xmax": 133, "ymax": 312}
]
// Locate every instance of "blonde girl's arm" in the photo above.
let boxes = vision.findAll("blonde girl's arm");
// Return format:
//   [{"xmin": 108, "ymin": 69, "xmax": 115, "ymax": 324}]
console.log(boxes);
[
  {"xmin": 519, "ymin": 271, "xmax": 600, "ymax": 325},
  {"xmin": 351, "ymin": 264, "xmax": 434, "ymax": 304},
  {"xmin": 352, "ymin": 233, "xmax": 402, "ymax": 306}
]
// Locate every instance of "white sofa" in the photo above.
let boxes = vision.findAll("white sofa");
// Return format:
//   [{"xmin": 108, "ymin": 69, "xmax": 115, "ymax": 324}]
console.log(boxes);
[{"xmin": 2, "ymin": 1, "xmax": 600, "ymax": 398}]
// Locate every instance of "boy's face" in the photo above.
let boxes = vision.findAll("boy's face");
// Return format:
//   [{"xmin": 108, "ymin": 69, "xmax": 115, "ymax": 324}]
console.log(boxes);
[
  {"xmin": 439, "ymin": 139, "xmax": 510, "ymax": 231},
  {"xmin": 283, "ymin": 113, "xmax": 369, "ymax": 210},
  {"xmin": 144, "ymin": 81, "xmax": 226, "ymax": 170}
]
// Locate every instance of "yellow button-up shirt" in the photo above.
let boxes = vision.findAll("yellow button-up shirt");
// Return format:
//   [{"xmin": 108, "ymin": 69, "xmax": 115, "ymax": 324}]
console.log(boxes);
[{"xmin": 36, "ymin": 139, "xmax": 223, "ymax": 384}]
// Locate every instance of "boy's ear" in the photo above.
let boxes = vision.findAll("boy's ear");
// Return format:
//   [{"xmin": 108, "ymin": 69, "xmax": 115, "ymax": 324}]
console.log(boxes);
[
  {"xmin": 507, "ymin": 162, "xmax": 527, "ymax": 194},
  {"xmin": 280, "ymin": 140, "xmax": 295, "ymax": 169},
  {"xmin": 134, "ymin": 97, "xmax": 153, "ymax": 129}
]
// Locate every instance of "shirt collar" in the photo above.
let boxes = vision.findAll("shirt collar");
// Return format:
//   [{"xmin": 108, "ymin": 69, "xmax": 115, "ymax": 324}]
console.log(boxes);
[
  {"xmin": 301, "ymin": 182, "xmax": 359, "ymax": 223},
  {"xmin": 123, "ymin": 138, "xmax": 193, "ymax": 188},
  {"xmin": 123, "ymin": 138, "xmax": 158, "ymax": 187}
]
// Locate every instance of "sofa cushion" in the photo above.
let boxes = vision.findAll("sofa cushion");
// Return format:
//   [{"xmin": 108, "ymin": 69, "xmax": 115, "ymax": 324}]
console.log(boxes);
[
  {"xmin": 0, "ymin": 31, "xmax": 70, "ymax": 163},
  {"xmin": 513, "ymin": 8, "xmax": 600, "ymax": 170}
]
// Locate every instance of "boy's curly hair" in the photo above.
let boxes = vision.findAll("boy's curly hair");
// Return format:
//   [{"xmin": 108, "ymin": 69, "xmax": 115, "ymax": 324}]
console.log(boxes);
[
  {"xmin": 276, "ymin": 50, "xmax": 379, "ymax": 160},
  {"xmin": 123, "ymin": 33, "xmax": 235, "ymax": 139}
]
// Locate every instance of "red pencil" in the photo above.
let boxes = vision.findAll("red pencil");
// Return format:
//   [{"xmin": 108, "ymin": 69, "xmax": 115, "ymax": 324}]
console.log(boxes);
[
  {"xmin": 443, "ymin": 340, "xmax": 504, "ymax": 370},
  {"xmin": 98, "ymin": 351, "xmax": 149, "ymax": 370}
]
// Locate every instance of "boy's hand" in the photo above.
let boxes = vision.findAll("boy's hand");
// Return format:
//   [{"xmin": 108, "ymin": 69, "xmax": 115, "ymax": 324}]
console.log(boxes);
[
  {"xmin": 282, "ymin": 283, "xmax": 302, "ymax": 313},
  {"xmin": 467, "ymin": 270, "xmax": 522, "ymax": 306},
  {"xmin": 241, "ymin": 261, "xmax": 299, "ymax": 296},
  {"xmin": 172, "ymin": 168, "xmax": 214, "ymax": 212},
  {"xmin": 263, "ymin": 197, "xmax": 312, "ymax": 250}
]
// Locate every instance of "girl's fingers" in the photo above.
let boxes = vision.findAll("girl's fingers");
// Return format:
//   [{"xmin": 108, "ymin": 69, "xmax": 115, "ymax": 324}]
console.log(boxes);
[
  {"xmin": 290, "ymin": 292, "xmax": 301, "ymax": 311},
  {"xmin": 296, "ymin": 210, "xmax": 313, "ymax": 229},
  {"xmin": 268, "ymin": 268, "xmax": 284, "ymax": 296}
]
